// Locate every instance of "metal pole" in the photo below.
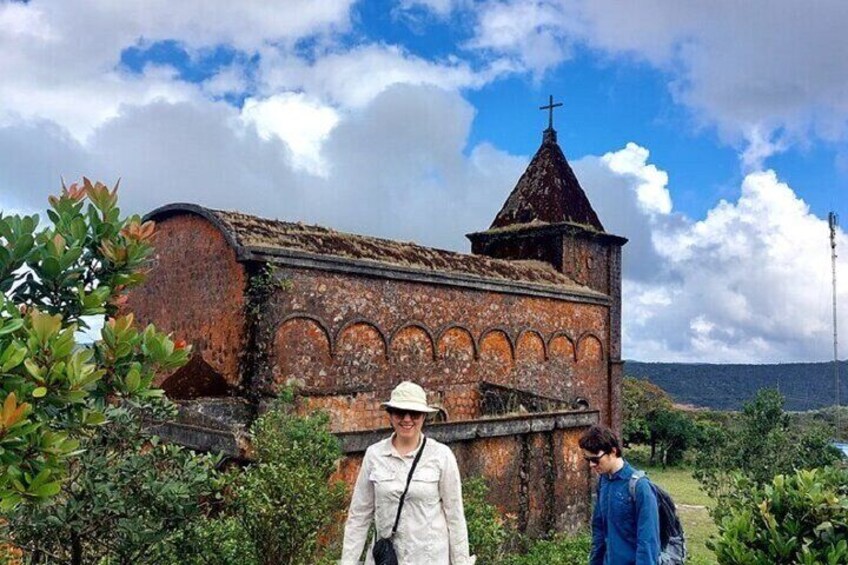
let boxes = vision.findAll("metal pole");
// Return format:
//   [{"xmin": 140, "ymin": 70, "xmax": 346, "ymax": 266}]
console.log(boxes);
[{"xmin": 829, "ymin": 211, "xmax": 839, "ymax": 408}]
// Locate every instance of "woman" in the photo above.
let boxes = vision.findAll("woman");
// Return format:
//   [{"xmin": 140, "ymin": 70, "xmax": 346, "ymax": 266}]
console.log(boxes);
[{"xmin": 341, "ymin": 381, "xmax": 476, "ymax": 565}]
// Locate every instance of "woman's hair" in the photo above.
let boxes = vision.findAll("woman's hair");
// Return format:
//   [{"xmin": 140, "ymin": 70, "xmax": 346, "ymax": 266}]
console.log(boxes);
[{"xmin": 578, "ymin": 424, "xmax": 622, "ymax": 457}]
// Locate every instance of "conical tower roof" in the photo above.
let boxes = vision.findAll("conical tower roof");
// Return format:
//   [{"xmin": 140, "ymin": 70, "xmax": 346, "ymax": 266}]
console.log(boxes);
[{"xmin": 490, "ymin": 129, "xmax": 604, "ymax": 231}]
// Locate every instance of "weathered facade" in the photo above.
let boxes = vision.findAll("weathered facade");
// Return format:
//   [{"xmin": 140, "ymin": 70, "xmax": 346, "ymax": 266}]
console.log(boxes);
[{"xmin": 130, "ymin": 123, "xmax": 626, "ymax": 536}]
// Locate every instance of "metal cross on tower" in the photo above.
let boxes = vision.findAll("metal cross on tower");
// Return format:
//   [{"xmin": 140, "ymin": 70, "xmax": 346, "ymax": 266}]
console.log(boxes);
[{"xmin": 539, "ymin": 95, "xmax": 563, "ymax": 130}]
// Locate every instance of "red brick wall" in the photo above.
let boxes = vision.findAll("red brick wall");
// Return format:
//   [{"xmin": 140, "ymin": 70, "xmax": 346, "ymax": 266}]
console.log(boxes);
[
  {"xmin": 125, "ymin": 214, "xmax": 248, "ymax": 390},
  {"xmin": 265, "ymin": 268, "xmax": 611, "ymax": 431}
]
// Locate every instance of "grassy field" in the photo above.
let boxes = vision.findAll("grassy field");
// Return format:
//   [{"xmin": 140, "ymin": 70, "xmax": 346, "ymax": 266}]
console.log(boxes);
[{"xmin": 640, "ymin": 465, "xmax": 717, "ymax": 565}]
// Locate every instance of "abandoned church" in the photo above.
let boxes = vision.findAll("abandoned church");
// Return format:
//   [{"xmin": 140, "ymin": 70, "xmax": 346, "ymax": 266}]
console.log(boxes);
[{"xmin": 127, "ymin": 113, "xmax": 627, "ymax": 536}]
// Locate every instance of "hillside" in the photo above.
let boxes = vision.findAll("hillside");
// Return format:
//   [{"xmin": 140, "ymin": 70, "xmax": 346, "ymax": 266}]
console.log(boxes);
[{"xmin": 625, "ymin": 360, "xmax": 848, "ymax": 411}]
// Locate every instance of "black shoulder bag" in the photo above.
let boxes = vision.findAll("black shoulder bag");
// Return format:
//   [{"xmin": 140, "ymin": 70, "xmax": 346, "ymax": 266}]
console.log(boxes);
[{"xmin": 372, "ymin": 437, "xmax": 427, "ymax": 565}]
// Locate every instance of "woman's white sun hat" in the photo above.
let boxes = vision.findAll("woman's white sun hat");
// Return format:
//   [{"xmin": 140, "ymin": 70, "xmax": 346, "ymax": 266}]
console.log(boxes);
[{"xmin": 382, "ymin": 381, "xmax": 438, "ymax": 413}]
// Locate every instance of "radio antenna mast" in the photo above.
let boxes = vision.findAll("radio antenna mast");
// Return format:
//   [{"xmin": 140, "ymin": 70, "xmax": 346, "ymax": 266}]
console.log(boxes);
[{"xmin": 829, "ymin": 211, "xmax": 840, "ymax": 409}]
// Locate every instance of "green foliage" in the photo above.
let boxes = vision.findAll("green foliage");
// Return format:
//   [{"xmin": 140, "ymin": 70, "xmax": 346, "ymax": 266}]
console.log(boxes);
[
  {"xmin": 622, "ymin": 377, "xmax": 704, "ymax": 466},
  {"xmin": 163, "ymin": 514, "xmax": 259, "ymax": 565},
  {"xmin": 694, "ymin": 388, "xmax": 841, "ymax": 522},
  {"xmin": 790, "ymin": 405, "xmax": 848, "ymax": 442},
  {"xmin": 502, "ymin": 532, "xmax": 592, "ymax": 565},
  {"xmin": 648, "ymin": 408, "xmax": 702, "ymax": 467},
  {"xmin": 464, "ymin": 476, "xmax": 514, "ymax": 564},
  {"xmin": 622, "ymin": 376, "xmax": 673, "ymax": 446},
  {"xmin": 708, "ymin": 467, "xmax": 848, "ymax": 565},
  {"xmin": 0, "ymin": 180, "xmax": 190, "ymax": 509},
  {"xmin": 225, "ymin": 392, "xmax": 347, "ymax": 565},
  {"xmin": 3, "ymin": 405, "xmax": 220, "ymax": 564}
]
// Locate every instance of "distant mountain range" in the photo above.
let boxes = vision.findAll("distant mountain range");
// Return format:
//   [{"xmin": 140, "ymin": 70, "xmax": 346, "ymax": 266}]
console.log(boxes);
[{"xmin": 625, "ymin": 360, "xmax": 848, "ymax": 411}]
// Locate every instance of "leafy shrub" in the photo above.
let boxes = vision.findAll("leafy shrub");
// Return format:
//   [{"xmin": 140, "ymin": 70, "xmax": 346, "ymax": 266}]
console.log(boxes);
[
  {"xmin": 0, "ymin": 180, "xmax": 188, "ymax": 509},
  {"xmin": 463, "ymin": 475, "xmax": 590, "ymax": 564},
  {"xmin": 464, "ymin": 476, "xmax": 514, "ymax": 563},
  {"xmin": 164, "ymin": 514, "xmax": 257, "ymax": 565},
  {"xmin": 226, "ymin": 390, "xmax": 347, "ymax": 565},
  {"xmin": 502, "ymin": 532, "xmax": 592, "ymax": 565},
  {"xmin": 622, "ymin": 376, "xmax": 673, "ymax": 446},
  {"xmin": 3, "ymin": 405, "xmax": 220, "ymax": 564},
  {"xmin": 708, "ymin": 467, "xmax": 848, "ymax": 564}
]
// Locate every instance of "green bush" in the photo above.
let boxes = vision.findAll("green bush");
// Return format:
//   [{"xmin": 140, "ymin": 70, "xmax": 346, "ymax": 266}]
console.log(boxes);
[
  {"xmin": 464, "ymin": 476, "xmax": 514, "ymax": 563},
  {"xmin": 622, "ymin": 377, "xmax": 673, "ymax": 447},
  {"xmin": 503, "ymin": 532, "xmax": 592, "ymax": 565},
  {"xmin": 708, "ymin": 467, "xmax": 848, "ymax": 564},
  {"xmin": 226, "ymin": 391, "xmax": 347, "ymax": 565},
  {"xmin": 0, "ymin": 180, "xmax": 189, "ymax": 509},
  {"xmin": 3, "ymin": 405, "xmax": 220, "ymax": 564},
  {"xmin": 462, "ymin": 475, "xmax": 591, "ymax": 564},
  {"xmin": 166, "ymin": 514, "xmax": 257, "ymax": 565}
]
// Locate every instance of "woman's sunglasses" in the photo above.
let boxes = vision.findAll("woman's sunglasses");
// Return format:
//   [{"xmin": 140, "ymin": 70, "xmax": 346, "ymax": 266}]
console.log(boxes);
[{"xmin": 387, "ymin": 408, "xmax": 426, "ymax": 419}]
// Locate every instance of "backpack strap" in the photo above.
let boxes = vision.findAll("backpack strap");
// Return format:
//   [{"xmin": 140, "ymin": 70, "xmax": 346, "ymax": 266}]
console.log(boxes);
[{"xmin": 629, "ymin": 469, "xmax": 647, "ymax": 501}]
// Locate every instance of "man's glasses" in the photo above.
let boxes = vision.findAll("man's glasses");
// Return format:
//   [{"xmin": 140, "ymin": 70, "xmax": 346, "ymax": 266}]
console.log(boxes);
[
  {"xmin": 387, "ymin": 408, "xmax": 425, "ymax": 420},
  {"xmin": 583, "ymin": 453, "xmax": 605, "ymax": 464}
]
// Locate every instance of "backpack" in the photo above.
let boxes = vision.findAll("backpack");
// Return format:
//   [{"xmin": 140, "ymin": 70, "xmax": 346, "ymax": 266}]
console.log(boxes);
[{"xmin": 629, "ymin": 470, "xmax": 687, "ymax": 565}]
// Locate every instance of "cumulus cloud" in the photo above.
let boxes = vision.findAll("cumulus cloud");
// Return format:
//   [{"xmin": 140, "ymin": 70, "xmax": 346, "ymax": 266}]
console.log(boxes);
[
  {"xmin": 255, "ymin": 44, "xmax": 509, "ymax": 110},
  {"xmin": 2, "ymin": 84, "xmax": 522, "ymax": 252},
  {"xmin": 459, "ymin": 0, "xmax": 848, "ymax": 160},
  {"xmin": 241, "ymin": 93, "xmax": 340, "ymax": 175},
  {"xmin": 0, "ymin": 0, "xmax": 353, "ymax": 140},
  {"xmin": 624, "ymin": 169, "xmax": 846, "ymax": 362},
  {"xmin": 466, "ymin": 0, "xmax": 573, "ymax": 77}
]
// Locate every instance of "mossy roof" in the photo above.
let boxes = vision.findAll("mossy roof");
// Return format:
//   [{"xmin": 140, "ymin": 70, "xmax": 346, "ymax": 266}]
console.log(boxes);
[{"xmin": 207, "ymin": 208, "xmax": 596, "ymax": 293}]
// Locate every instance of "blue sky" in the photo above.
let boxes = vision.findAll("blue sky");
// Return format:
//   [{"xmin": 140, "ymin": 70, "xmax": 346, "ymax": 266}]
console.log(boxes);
[{"xmin": 2, "ymin": 0, "xmax": 848, "ymax": 363}]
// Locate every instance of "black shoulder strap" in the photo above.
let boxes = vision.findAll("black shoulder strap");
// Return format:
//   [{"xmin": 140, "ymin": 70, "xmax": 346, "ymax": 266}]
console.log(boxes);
[{"xmin": 391, "ymin": 437, "xmax": 427, "ymax": 536}]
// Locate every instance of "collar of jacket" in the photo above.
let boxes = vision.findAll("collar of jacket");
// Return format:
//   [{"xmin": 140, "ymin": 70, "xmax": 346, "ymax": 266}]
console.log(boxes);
[
  {"xmin": 380, "ymin": 433, "xmax": 426, "ymax": 459},
  {"xmin": 606, "ymin": 460, "xmax": 635, "ymax": 481}
]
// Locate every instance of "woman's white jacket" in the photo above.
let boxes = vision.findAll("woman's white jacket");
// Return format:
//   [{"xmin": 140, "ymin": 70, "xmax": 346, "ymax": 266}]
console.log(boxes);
[{"xmin": 340, "ymin": 434, "xmax": 476, "ymax": 565}]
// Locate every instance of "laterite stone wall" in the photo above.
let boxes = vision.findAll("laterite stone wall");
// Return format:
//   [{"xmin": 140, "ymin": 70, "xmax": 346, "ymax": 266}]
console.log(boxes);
[
  {"xmin": 263, "ymin": 267, "xmax": 611, "ymax": 431},
  {"xmin": 125, "ymin": 215, "xmax": 248, "ymax": 390}
]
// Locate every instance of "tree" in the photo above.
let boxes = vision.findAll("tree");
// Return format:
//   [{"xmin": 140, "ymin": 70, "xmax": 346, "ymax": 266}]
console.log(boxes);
[
  {"xmin": 694, "ymin": 388, "xmax": 841, "ymax": 522},
  {"xmin": 648, "ymin": 408, "xmax": 700, "ymax": 467},
  {"xmin": 622, "ymin": 376, "xmax": 673, "ymax": 448},
  {"xmin": 0, "ymin": 179, "xmax": 189, "ymax": 509}
]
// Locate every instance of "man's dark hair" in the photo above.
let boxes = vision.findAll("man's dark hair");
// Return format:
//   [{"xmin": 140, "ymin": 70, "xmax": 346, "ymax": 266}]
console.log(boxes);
[{"xmin": 579, "ymin": 424, "xmax": 622, "ymax": 457}]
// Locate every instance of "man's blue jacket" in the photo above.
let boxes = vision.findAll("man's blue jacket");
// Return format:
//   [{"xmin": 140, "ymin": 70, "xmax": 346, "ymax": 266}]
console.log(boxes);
[{"xmin": 589, "ymin": 460, "xmax": 660, "ymax": 565}]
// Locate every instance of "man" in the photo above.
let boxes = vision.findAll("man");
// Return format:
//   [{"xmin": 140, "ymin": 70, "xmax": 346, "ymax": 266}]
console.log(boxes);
[{"xmin": 579, "ymin": 424, "xmax": 660, "ymax": 565}]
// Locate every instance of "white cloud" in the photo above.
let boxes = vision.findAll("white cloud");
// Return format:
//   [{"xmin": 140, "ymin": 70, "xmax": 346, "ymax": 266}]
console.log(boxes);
[
  {"xmin": 0, "ymin": 0, "xmax": 355, "ymax": 141},
  {"xmin": 398, "ymin": 0, "xmax": 459, "ymax": 17},
  {"xmin": 0, "ymin": 84, "xmax": 521, "ymax": 251},
  {"xmin": 463, "ymin": 0, "xmax": 848, "ymax": 160},
  {"xmin": 602, "ymin": 143, "xmax": 671, "ymax": 215},
  {"xmin": 626, "ymin": 168, "xmax": 846, "ymax": 362},
  {"xmin": 572, "ymin": 144, "xmax": 670, "ymax": 282},
  {"xmin": 256, "ymin": 44, "xmax": 508, "ymax": 110},
  {"xmin": 467, "ymin": 0, "xmax": 574, "ymax": 77},
  {"xmin": 241, "ymin": 93, "xmax": 340, "ymax": 175}
]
